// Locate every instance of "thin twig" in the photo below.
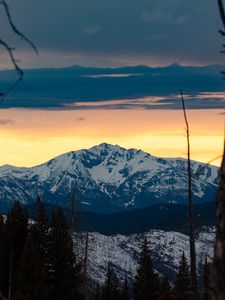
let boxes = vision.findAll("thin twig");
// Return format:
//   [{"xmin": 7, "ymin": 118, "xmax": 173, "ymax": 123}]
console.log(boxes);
[
  {"xmin": 0, "ymin": 0, "xmax": 38, "ymax": 54},
  {"xmin": 0, "ymin": 0, "xmax": 38, "ymax": 103},
  {"xmin": 218, "ymin": 0, "xmax": 225, "ymax": 30},
  {"xmin": 0, "ymin": 38, "xmax": 23, "ymax": 103}
]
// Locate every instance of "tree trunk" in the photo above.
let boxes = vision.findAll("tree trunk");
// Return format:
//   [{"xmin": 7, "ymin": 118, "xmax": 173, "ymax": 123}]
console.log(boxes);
[
  {"xmin": 180, "ymin": 91, "xmax": 198, "ymax": 298},
  {"xmin": 210, "ymin": 143, "xmax": 225, "ymax": 300}
]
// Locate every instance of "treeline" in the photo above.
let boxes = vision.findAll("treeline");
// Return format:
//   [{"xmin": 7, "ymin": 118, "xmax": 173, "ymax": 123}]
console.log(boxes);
[
  {"xmin": 0, "ymin": 199, "xmax": 210, "ymax": 300},
  {"xmin": 0, "ymin": 199, "xmax": 83, "ymax": 300},
  {"xmin": 94, "ymin": 239, "xmax": 210, "ymax": 300}
]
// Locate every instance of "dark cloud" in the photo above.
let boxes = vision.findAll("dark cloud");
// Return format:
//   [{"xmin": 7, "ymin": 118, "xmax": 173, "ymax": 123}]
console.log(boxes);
[
  {"xmin": 0, "ymin": 118, "xmax": 15, "ymax": 125},
  {"xmin": 0, "ymin": 0, "xmax": 222, "ymax": 68},
  {"xmin": 0, "ymin": 64, "xmax": 224, "ymax": 110}
]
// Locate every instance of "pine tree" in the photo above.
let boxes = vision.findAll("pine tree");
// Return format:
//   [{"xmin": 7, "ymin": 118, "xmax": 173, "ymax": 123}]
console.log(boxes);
[
  {"xmin": 174, "ymin": 253, "xmax": 190, "ymax": 300},
  {"xmin": 203, "ymin": 259, "xmax": 210, "ymax": 300},
  {"xmin": 5, "ymin": 201, "xmax": 28, "ymax": 299},
  {"xmin": 93, "ymin": 284, "xmax": 101, "ymax": 300},
  {"xmin": 49, "ymin": 208, "xmax": 83, "ymax": 300},
  {"xmin": 14, "ymin": 232, "xmax": 48, "ymax": 300},
  {"xmin": 32, "ymin": 198, "xmax": 51, "ymax": 282},
  {"xmin": 159, "ymin": 277, "xmax": 172, "ymax": 300},
  {"xmin": 133, "ymin": 237, "xmax": 159, "ymax": 300},
  {"xmin": 0, "ymin": 214, "xmax": 7, "ymax": 299},
  {"xmin": 100, "ymin": 265, "xmax": 119, "ymax": 300},
  {"xmin": 120, "ymin": 277, "xmax": 129, "ymax": 300}
]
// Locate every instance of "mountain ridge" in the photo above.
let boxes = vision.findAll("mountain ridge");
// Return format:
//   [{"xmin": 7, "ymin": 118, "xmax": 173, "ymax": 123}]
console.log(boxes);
[{"xmin": 0, "ymin": 143, "xmax": 219, "ymax": 213}]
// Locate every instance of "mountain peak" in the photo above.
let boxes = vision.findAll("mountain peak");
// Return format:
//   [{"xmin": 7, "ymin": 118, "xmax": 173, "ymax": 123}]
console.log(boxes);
[
  {"xmin": 0, "ymin": 144, "xmax": 219, "ymax": 213},
  {"xmin": 89, "ymin": 143, "xmax": 125, "ymax": 152}
]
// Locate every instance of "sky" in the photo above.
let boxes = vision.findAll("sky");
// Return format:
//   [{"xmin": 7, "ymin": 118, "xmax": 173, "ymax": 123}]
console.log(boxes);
[
  {"xmin": 0, "ymin": 106, "xmax": 223, "ymax": 167},
  {"xmin": 0, "ymin": 0, "xmax": 224, "ymax": 68},
  {"xmin": 0, "ymin": 1, "xmax": 224, "ymax": 167}
]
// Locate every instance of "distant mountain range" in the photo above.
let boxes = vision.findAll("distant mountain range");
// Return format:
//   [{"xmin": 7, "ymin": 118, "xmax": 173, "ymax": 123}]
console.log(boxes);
[
  {"xmin": 0, "ymin": 143, "xmax": 218, "ymax": 285},
  {"xmin": 0, "ymin": 143, "xmax": 219, "ymax": 214},
  {"xmin": 76, "ymin": 227, "xmax": 215, "ymax": 285}
]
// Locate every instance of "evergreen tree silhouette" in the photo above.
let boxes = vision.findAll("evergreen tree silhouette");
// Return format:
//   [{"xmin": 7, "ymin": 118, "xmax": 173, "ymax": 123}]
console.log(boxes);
[
  {"xmin": 32, "ymin": 197, "xmax": 51, "ymax": 284},
  {"xmin": 100, "ymin": 265, "xmax": 119, "ymax": 300},
  {"xmin": 174, "ymin": 253, "xmax": 190, "ymax": 300},
  {"xmin": 5, "ymin": 201, "xmax": 28, "ymax": 299},
  {"xmin": 120, "ymin": 277, "xmax": 129, "ymax": 300},
  {"xmin": 49, "ymin": 208, "xmax": 83, "ymax": 300},
  {"xmin": 133, "ymin": 237, "xmax": 159, "ymax": 300},
  {"xmin": 159, "ymin": 277, "xmax": 172, "ymax": 300},
  {"xmin": 14, "ymin": 232, "xmax": 48, "ymax": 300},
  {"xmin": 203, "ymin": 258, "xmax": 210, "ymax": 300},
  {"xmin": 0, "ymin": 214, "xmax": 7, "ymax": 298}
]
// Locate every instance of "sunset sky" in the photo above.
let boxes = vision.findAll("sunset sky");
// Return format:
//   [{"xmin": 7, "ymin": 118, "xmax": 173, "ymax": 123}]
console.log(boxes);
[
  {"xmin": 0, "ymin": 106, "xmax": 223, "ymax": 167},
  {"xmin": 0, "ymin": 0, "xmax": 224, "ymax": 167}
]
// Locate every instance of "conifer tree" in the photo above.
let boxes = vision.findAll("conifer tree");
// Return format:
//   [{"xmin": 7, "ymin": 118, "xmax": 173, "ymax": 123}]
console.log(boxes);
[
  {"xmin": 0, "ymin": 214, "xmax": 7, "ymax": 299},
  {"xmin": 93, "ymin": 284, "xmax": 101, "ymax": 300},
  {"xmin": 174, "ymin": 253, "xmax": 190, "ymax": 300},
  {"xmin": 120, "ymin": 277, "xmax": 129, "ymax": 300},
  {"xmin": 14, "ymin": 232, "xmax": 48, "ymax": 300},
  {"xmin": 5, "ymin": 201, "xmax": 28, "ymax": 299},
  {"xmin": 133, "ymin": 237, "xmax": 159, "ymax": 300},
  {"xmin": 203, "ymin": 259, "xmax": 210, "ymax": 300},
  {"xmin": 159, "ymin": 277, "xmax": 172, "ymax": 300},
  {"xmin": 49, "ymin": 208, "xmax": 83, "ymax": 300},
  {"xmin": 100, "ymin": 265, "xmax": 119, "ymax": 300},
  {"xmin": 32, "ymin": 198, "xmax": 51, "ymax": 282}
]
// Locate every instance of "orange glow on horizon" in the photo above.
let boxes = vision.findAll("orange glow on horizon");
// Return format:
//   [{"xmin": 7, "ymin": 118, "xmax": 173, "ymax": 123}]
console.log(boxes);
[{"xmin": 0, "ymin": 108, "xmax": 223, "ymax": 167}]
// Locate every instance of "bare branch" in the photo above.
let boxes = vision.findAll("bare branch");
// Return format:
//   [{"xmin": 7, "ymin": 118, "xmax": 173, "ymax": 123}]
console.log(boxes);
[
  {"xmin": 180, "ymin": 90, "xmax": 198, "ymax": 299},
  {"xmin": 0, "ymin": 0, "xmax": 38, "ymax": 103},
  {"xmin": 0, "ymin": 0, "xmax": 38, "ymax": 55},
  {"xmin": 0, "ymin": 37, "xmax": 23, "ymax": 103},
  {"xmin": 218, "ymin": 0, "xmax": 225, "ymax": 31}
]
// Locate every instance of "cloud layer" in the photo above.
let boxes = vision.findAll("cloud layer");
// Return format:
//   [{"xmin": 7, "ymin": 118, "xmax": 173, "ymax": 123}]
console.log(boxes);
[{"xmin": 0, "ymin": 0, "xmax": 223, "ymax": 68}]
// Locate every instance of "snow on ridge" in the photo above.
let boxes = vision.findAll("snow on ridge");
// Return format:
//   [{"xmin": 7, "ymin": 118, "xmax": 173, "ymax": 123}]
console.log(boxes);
[
  {"xmin": 88, "ymin": 145, "xmax": 166, "ymax": 187},
  {"xmin": 76, "ymin": 227, "xmax": 216, "ymax": 286},
  {"xmin": 0, "ymin": 143, "xmax": 219, "ymax": 210}
]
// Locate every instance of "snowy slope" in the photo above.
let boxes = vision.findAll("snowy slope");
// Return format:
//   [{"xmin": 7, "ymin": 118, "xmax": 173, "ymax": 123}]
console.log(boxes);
[
  {"xmin": 0, "ymin": 143, "xmax": 219, "ymax": 212},
  {"xmin": 76, "ymin": 227, "xmax": 215, "ymax": 286}
]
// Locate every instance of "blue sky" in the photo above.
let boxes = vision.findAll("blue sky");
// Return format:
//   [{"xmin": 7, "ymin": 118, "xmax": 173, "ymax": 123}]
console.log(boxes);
[{"xmin": 0, "ymin": 0, "xmax": 223, "ymax": 68}]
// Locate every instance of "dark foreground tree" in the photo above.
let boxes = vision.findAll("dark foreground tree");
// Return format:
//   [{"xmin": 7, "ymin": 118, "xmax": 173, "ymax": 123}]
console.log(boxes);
[
  {"xmin": 159, "ymin": 277, "xmax": 172, "ymax": 300},
  {"xmin": 5, "ymin": 201, "xmax": 28, "ymax": 299},
  {"xmin": 133, "ymin": 237, "xmax": 159, "ymax": 300},
  {"xmin": 209, "ymin": 142, "xmax": 225, "ymax": 300},
  {"xmin": 120, "ymin": 277, "xmax": 129, "ymax": 300},
  {"xmin": 100, "ymin": 265, "xmax": 120, "ymax": 300},
  {"xmin": 0, "ymin": 215, "xmax": 7, "ymax": 299},
  {"xmin": 92, "ymin": 284, "xmax": 101, "ymax": 300},
  {"xmin": 49, "ymin": 208, "xmax": 83, "ymax": 300},
  {"xmin": 203, "ymin": 259, "xmax": 210, "ymax": 300},
  {"xmin": 32, "ymin": 198, "xmax": 51, "ymax": 282},
  {"xmin": 174, "ymin": 253, "xmax": 190, "ymax": 300},
  {"xmin": 180, "ymin": 91, "xmax": 197, "ymax": 299},
  {"xmin": 14, "ymin": 232, "xmax": 48, "ymax": 300},
  {"xmin": 208, "ymin": 1, "xmax": 225, "ymax": 299}
]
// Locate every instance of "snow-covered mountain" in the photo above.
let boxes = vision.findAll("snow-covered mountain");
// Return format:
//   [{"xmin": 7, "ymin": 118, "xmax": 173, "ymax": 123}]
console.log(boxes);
[
  {"xmin": 0, "ymin": 143, "xmax": 219, "ymax": 212},
  {"xmin": 76, "ymin": 227, "xmax": 215, "ymax": 286}
]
